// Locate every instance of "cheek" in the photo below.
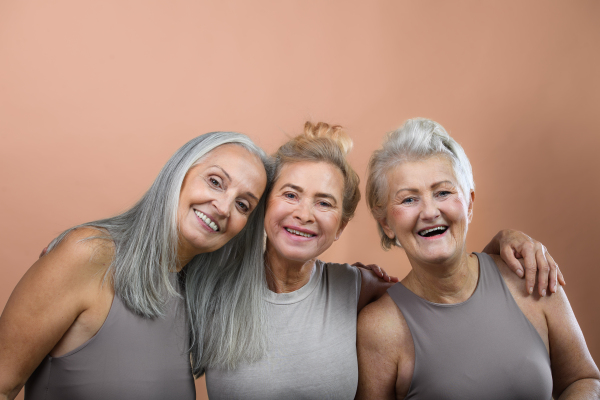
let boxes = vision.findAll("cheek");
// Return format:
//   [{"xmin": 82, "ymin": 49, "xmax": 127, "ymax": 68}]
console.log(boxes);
[{"xmin": 389, "ymin": 207, "xmax": 414, "ymax": 231}]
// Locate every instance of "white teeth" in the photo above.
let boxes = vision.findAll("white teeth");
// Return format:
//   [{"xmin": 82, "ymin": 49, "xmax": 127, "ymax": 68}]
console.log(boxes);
[
  {"xmin": 194, "ymin": 210, "xmax": 219, "ymax": 232},
  {"xmin": 419, "ymin": 226, "xmax": 447, "ymax": 236},
  {"xmin": 285, "ymin": 228, "xmax": 314, "ymax": 238}
]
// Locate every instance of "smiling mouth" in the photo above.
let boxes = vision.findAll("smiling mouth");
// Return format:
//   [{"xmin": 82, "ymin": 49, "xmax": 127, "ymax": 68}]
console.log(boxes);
[
  {"xmin": 194, "ymin": 210, "xmax": 220, "ymax": 232},
  {"xmin": 285, "ymin": 228, "xmax": 315, "ymax": 238},
  {"xmin": 418, "ymin": 226, "xmax": 448, "ymax": 237}
]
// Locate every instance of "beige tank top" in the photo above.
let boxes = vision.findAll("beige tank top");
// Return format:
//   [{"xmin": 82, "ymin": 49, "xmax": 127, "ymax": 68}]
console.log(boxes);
[{"xmin": 205, "ymin": 260, "xmax": 361, "ymax": 399}]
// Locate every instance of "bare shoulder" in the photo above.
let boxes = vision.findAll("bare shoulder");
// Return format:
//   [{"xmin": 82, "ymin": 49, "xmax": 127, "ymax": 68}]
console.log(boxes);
[
  {"xmin": 487, "ymin": 253, "xmax": 536, "ymax": 299},
  {"xmin": 357, "ymin": 291, "xmax": 415, "ymax": 400},
  {"xmin": 46, "ymin": 226, "xmax": 115, "ymax": 273},
  {"xmin": 0, "ymin": 227, "xmax": 115, "ymax": 395},
  {"xmin": 358, "ymin": 292, "xmax": 409, "ymax": 349}
]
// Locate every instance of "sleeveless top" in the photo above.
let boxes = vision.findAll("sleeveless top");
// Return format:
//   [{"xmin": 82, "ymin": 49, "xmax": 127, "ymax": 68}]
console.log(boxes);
[
  {"xmin": 205, "ymin": 260, "xmax": 361, "ymax": 400},
  {"xmin": 387, "ymin": 252, "xmax": 552, "ymax": 400},
  {"xmin": 25, "ymin": 285, "xmax": 195, "ymax": 400}
]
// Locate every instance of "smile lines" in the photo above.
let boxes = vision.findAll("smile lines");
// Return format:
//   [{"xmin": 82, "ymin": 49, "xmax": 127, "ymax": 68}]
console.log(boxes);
[
  {"xmin": 194, "ymin": 210, "xmax": 220, "ymax": 232},
  {"xmin": 285, "ymin": 228, "xmax": 315, "ymax": 238}
]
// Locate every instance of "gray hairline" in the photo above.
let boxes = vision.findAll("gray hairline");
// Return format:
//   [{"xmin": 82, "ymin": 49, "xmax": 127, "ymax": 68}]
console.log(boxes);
[{"xmin": 367, "ymin": 119, "xmax": 475, "ymax": 250}]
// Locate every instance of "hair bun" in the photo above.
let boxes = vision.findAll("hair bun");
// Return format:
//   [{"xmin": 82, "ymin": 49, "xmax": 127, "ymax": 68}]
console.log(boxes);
[{"xmin": 303, "ymin": 121, "xmax": 353, "ymax": 155}]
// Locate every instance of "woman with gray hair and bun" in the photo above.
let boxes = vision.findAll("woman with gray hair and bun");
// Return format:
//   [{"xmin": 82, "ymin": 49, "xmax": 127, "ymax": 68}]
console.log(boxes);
[
  {"xmin": 356, "ymin": 118, "xmax": 600, "ymax": 399},
  {"xmin": 0, "ymin": 132, "xmax": 272, "ymax": 400}
]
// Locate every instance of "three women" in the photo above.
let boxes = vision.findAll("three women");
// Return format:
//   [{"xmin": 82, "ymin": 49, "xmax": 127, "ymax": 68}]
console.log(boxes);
[{"xmin": 0, "ymin": 122, "xmax": 575, "ymax": 399}]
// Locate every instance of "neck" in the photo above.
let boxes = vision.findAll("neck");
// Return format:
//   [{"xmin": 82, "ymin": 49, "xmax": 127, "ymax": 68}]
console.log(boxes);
[
  {"xmin": 403, "ymin": 252, "xmax": 479, "ymax": 304},
  {"xmin": 175, "ymin": 245, "xmax": 193, "ymax": 272},
  {"xmin": 264, "ymin": 243, "xmax": 315, "ymax": 293}
]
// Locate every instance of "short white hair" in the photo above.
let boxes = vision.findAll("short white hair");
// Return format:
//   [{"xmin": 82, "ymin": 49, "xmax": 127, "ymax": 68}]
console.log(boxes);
[{"xmin": 366, "ymin": 118, "xmax": 474, "ymax": 250}]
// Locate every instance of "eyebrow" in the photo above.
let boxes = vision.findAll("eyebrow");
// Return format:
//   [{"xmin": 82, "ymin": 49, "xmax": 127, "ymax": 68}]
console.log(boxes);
[
  {"xmin": 211, "ymin": 165, "xmax": 259, "ymax": 202},
  {"xmin": 394, "ymin": 180, "xmax": 455, "ymax": 196},
  {"xmin": 279, "ymin": 183, "xmax": 338, "ymax": 204},
  {"xmin": 210, "ymin": 165, "xmax": 231, "ymax": 182}
]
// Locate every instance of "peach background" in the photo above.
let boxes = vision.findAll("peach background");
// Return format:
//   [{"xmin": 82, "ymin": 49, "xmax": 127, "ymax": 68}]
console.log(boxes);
[{"xmin": 1, "ymin": 1, "xmax": 599, "ymax": 399}]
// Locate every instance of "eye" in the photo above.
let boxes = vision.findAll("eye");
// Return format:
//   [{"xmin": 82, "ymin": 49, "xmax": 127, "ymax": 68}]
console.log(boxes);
[
  {"xmin": 236, "ymin": 200, "xmax": 250, "ymax": 213},
  {"xmin": 401, "ymin": 197, "xmax": 416, "ymax": 205},
  {"xmin": 318, "ymin": 200, "xmax": 332, "ymax": 208},
  {"xmin": 436, "ymin": 190, "xmax": 451, "ymax": 198},
  {"xmin": 208, "ymin": 176, "xmax": 223, "ymax": 188},
  {"xmin": 283, "ymin": 192, "xmax": 297, "ymax": 200}
]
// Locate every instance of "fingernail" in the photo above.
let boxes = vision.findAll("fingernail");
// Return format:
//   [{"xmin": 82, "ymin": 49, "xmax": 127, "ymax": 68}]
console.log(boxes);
[
  {"xmin": 517, "ymin": 269, "xmax": 524, "ymax": 278},
  {"xmin": 552, "ymin": 283, "xmax": 557, "ymax": 292},
  {"xmin": 529, "ymin": 286, "xmax": 533, "ymax": 294},
  {"xmin": 541, "ymin": 289, "xmax": 546, "ymax": 297}
]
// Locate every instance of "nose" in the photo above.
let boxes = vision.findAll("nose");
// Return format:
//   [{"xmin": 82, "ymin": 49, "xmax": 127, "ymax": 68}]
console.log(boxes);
[
  {"xmin": 420, "ymin": 197, "xmax": 440, "ymax": 221},
  {"xmin": 292, "ymin": 200, "xmax": 314, "ymax": 224},
  {"xmin": 212, "ymin": 193, "xmax": 232, "ymax": 218}
]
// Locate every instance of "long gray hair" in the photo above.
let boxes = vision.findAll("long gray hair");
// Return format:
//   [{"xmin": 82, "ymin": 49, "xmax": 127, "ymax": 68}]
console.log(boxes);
[{"xmin": 47, "ymin": 132, "xmax": 272, "ymax": 377}]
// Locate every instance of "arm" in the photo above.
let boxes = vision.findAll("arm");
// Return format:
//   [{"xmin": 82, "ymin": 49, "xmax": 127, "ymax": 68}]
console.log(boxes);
[
  {"xmin": 356, "ymin": 295, "xmax": 405, "ymax": 400},
  {"xmin": 544, "ymin": 287, "xmax": 600, "ymax": 398},
  {"xmin": 356, "ymin": 267, "xmax": 395, "ymax": 313},
  {"xmin": 483, "ymin": 229, "xmax": 565, "ymax": 296},
  {"xmin": 0, "ymin": 229, "xmax": 110, "ymax": 399}
]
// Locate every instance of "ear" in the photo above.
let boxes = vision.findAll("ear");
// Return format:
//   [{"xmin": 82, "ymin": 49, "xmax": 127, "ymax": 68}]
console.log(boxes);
[
  {"xmin": 377, "ymin": 216, "xmax": 396, "ymax": 240},
  {"xmin": 467, "ymin": 190, "xmax": 475, "ymax": 223},
  {"xmin": 335, "ymin": 221, "xmax": 348, "ymax": 241}
]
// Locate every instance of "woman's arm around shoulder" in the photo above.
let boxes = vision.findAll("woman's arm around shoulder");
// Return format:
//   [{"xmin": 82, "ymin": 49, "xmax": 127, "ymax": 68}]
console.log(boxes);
[
  {"xmin": 356, "ymin": 293, "xmax": 413, "ymax": 400},
  {"xmin": 0, "ymin": 227, "xmax": 114, "ymax": 400}
]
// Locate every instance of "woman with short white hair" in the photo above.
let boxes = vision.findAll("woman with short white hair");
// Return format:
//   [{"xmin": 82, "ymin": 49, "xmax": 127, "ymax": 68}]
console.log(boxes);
[{"xmin": 356, "ymin": 118, "xmax": 600, "ymax": 399}]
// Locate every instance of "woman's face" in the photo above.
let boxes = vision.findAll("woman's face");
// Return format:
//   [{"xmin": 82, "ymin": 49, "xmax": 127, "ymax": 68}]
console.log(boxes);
[
  {"xmin": 265, "ymin": 161, "xmax": 346, "ymax": 265},
  {"xmin": 177, "ymin": 144, "xmax": 267, "ymax": 262},
  {"xmin": 378, "ymin": 156, "xmax": 474, "ymax": 267}
]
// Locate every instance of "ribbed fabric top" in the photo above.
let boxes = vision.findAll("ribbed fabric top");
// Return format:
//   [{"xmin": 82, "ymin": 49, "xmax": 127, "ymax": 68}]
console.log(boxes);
[
  {"xmin": 206, "ymin": 260, "xmax": 361, "ymax": 400},
  {"xmin": 387, "ymin": 252, "xmax": 552, "ymax": 400},
  {"xmin": 25, "ymin": 284, "xmax": 195, "ymax": 400}
]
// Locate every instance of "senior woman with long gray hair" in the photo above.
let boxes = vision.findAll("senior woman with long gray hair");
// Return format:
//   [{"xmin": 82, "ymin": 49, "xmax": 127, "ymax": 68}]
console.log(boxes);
[
  {"xmin": 356, "ymin": 118, "xmax": 600, "ymax": 399},
  {"xmin": 0, "ymin": 132, "xmax": 272, "ymax": 400}
]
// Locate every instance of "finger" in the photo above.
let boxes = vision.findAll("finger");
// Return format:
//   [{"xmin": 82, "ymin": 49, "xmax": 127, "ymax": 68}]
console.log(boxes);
[
  {"xmin": 369, "ymin": 264, "xmax": 384, "ymax": 278},
  {"xmin": 389, "ymin": 275, "xmax": 400, "ymax": 283},
  {"xmin": 557, "ymin": 265, "xmax": 565, "ymax": 286},
  {"xmin": 39, "ymin": 246, "xmax": 49, "ymax": 258},
  {"xmin": 352, "ymin": 262, "xmax": 366, "ymax": 269},
  {"xmin": 381, "ymin": 270, "xmax": 391, "ymax": 282},
  {"xmin": 519, "ymin": 242, "xmax": 537, "ymax": 295},
  {"xmin": 544, "ymin": 250, "xmax": 558, "ymax": 293},
  {"xmin": 500, "ymin": 245, "xmax": 524, "ymax": 278},
  {"xmin": 534, "ymin": 248, "xmax": 550, "ymax": 297},
  {"xmin": 545, "ymin": 253, "xmax": 565, "ymax": 287}
]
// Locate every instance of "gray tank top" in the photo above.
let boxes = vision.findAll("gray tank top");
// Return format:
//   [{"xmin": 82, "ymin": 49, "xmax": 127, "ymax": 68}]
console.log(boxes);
[
  {"xmin": 25, "ymin": 286, "xmax": 195, "ymax": 400},
  {"xmin": 205, "ymin": 260, "xmax": 361, "ymax": 400},
  {"xmin": 387, "ymin": 252, "xmax": 552, "ymax": 400}
]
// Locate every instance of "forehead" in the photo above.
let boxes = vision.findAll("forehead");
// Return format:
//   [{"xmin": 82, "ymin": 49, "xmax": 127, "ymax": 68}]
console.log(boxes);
[
  {"xmin": 275, "ymin": 161, "xmax": 345, "ymax": 198},
  {"xmin": 386, "ymin": 156, "xmax": 457, "ymax": 191},
  {"xmin": 192, "ymin": 144, "xmax": 267, "ymax": 186}
]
